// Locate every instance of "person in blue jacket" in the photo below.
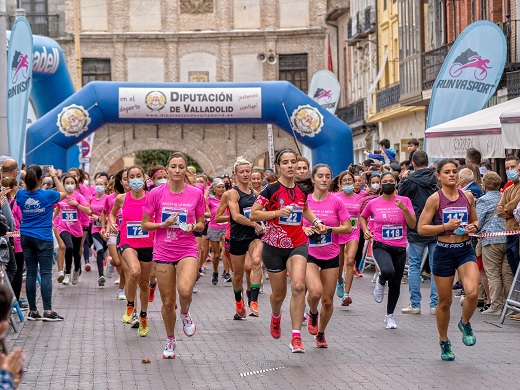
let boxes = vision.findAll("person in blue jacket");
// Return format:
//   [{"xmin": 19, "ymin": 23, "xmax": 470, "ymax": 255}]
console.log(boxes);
[{"xmin": 363, "ymin": 139, "xmax": 397, "ymax": 164}]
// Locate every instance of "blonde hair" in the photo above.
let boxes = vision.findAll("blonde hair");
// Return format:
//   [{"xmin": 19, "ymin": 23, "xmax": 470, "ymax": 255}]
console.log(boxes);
[{"xmin": 233, "ymin": 156, "xmax": 251, "ymax": 173}]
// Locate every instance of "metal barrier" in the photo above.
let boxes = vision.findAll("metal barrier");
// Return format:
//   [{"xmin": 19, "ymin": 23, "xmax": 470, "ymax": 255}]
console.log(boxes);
[{"xmin": 500, "ymin": 265, "xmax": 520, "ymax": 324}]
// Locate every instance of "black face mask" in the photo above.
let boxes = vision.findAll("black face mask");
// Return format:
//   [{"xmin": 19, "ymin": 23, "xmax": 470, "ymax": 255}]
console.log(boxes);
[
  {"xmin": 224, "ymin": 182, "xmax": 232, "ymax": 190},
  {"xmin": 381, "ymin": 183, "xmax": 396, "ymax": 195}
]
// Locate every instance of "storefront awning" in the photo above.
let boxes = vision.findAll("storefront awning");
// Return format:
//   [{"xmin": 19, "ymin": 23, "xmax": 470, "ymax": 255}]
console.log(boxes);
[{"xmin": 499, "ymin": 100, "xmax": 520, "ymax": 149}]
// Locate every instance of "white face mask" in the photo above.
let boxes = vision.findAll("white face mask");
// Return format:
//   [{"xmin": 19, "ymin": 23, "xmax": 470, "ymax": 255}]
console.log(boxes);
[
  {"xmin": 371, "ymin": 183, "xmax": 380, "ymax": 190},
  {"xmin": 155, "ymin": 178, "xmax": 167, "ymax": 186},
  {"xmin": 65, "ymin": 184, "xmax": 76, "ymax": 192}
]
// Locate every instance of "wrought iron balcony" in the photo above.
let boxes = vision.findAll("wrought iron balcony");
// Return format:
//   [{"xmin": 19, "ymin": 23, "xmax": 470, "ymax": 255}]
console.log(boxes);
[
  {"xmin": 507, "ymin": 70, "xmax": 520, "ymax": 100},
  {"xmin": 364, "ymin": 6, "xmax": 376, "ymax": 34},
  {"xmin": 8, "ymin": 14, "xmax": 60, "ymax": 38},
  {"xmin": 347, "ymin": 18, "xmax": 354, "ymax": 44},
  {"xmin": 337, "ymin": 99, "xmax": 366, "ymax": 127},
  {"xmin": 422, "ymin": 43, "xmax": 453, "ymax": 90},
  {"xmin": 376, "ymin": 83, "xmax": 400, "ymax": 111},
  {"xmin": 355, "ymin": 11, "xmax": 367, "ymax": 38}
]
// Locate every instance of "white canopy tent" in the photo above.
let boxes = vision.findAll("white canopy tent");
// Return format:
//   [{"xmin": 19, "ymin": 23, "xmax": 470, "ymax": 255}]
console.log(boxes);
[
  {"xmin": 425, "ymin": 97, "xmax": 520, "ymax": 159},
  {"xmin": 500, "ymin": 99, "xmax": 520, "ymax": 149}
]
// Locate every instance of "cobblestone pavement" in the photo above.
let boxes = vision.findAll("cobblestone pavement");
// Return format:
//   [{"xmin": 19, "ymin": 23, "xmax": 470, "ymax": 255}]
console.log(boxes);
[{"xmin": 6, "ymin": 263, "xmax": 520, "ymax": 390}]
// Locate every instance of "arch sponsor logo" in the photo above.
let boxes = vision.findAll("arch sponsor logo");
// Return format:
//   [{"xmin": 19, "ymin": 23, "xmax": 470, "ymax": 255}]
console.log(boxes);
[
  {"xmin": 290, "ymin": 105, "xmax": 324, "ymax": 137},
  {"xmin": 145, "ymin": 91, "xmax": 167, "ymax": 112},
  {"xmin": 57, "ymin": 104, "xmax": 91, "ymax": 137}
]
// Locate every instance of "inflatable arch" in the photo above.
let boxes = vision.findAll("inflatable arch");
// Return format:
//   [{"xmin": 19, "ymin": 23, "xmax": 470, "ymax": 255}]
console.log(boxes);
[{"xmin": 23, "ymin": 37, "xmax": 354, "ymax": 175}]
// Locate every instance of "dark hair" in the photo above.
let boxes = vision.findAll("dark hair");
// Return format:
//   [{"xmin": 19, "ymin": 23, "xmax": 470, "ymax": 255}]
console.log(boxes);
[
  {"xmin": 436, "ymin": 158, "xmax": 458, "ymax": 174},
  {"xmin": 275, "ymin": 148, "xmax": 297, "ymax": 165},
  {"xmin": 379, "ymin": 139, "xmax": 390, "ymax": 149},
  {"xmin": 380, "ymin": 171, "xmax": 397, "ymax": 182},
  {"xmin": 61, "ymin": 174, "xmax": 78, "ymax": 188},
  {"xmin": 1, "ymin": 177, "xmax": 17, "ymax": 192},
  {"xmin": 362, "ymin": 159, "xmax": 374, "ymax": 167},
  {"xmin": 506, "ymin": 155, "xmax": 520, "ymax": 163},
  {"xmin": 147, "ymin": 163, "xmax": 167, "ymax": 179},
  {"xmin": 407, "ymin": 138, "xmax": 419, "ymax": 146},
  {"xmin": 297, "ymin": 163, "xmax": 332, "ymax": 193},
  {"xmin": 25, "ymin": 164, "xmax": 42, "ymax": 191},
  {"xmin": 412, "ymin": 150, "xmax": 428, "ymax": 168},
  {"xmin": 466, "ymin": 148, "xmax": 482, "ymax": 165},
  {"xmin": 114, "ymin": 168, "xmax": 128, "ymax": 194},
  {"xmin": 94, "ymin": 171, "xmax": 109, "ymax": 181},
  {"xmin": 330, "ymin": 170, "xmax": 354, "ymax": 192},
  {"xmin": 0, "ymin": 284, "xmax": 13, "ymax": 321}
]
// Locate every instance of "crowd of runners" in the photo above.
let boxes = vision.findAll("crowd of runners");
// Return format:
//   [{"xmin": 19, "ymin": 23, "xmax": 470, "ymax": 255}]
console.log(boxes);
[{"xmin": 1, "ymin": 140, "xmax": 519, "ymax": 381}]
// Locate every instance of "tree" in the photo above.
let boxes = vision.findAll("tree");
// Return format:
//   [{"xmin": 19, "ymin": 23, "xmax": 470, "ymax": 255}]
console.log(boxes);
[{"xmin": 135, "ymin": 150, "xmax": 201, "ymax": 172}]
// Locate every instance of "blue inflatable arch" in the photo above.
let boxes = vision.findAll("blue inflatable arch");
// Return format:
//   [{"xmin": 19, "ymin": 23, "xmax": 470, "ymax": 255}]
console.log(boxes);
[{"xmin": 23, "ymin": 36, "xmax": 353, "ymax": 175}]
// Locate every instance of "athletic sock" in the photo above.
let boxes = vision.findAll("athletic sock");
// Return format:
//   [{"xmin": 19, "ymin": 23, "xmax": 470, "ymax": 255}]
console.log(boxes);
[
  {"xmin": 140, "ymin": 311, "xmax": 147, "ymax": 318},
  {"xmin": 167, "ymin": 334, "xmax": 175, "ymax": 341},
  {"xmin": 234, "ymin": 290, "xmax": 242, "ymax": 303},
  {"xmin": 127, "ymin": 301, "xmax": 135, "ymax": 308},
  {"xmin": 250, "ymin": 284, "xmax": 261, "ymax": 302},
  {"xmin": 291, "ymin": 330, "xmax": 301, "ymax": 338},
  {"xmin": 272, "ymin": 313, "xmax": 281, "ymax": 322}
]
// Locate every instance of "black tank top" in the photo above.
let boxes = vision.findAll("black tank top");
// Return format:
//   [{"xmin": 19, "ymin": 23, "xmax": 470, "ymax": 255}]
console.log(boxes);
[{"xmin": 230, "ymin": 186, "xmax": 257, "ymax": 241}]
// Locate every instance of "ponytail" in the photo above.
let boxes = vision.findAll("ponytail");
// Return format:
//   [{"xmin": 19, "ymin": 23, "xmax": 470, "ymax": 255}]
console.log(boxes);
[{"xmin": 25, "ymin": 164, "xmax": 42, "ymax": 191}]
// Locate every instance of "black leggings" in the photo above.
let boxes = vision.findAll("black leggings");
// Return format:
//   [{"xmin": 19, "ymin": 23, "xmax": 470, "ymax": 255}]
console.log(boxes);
[
  {"xmin": 372, "ymin": 241, "xmax": 407, "ymax": 315},
  {"xmin": 60, "ymin": 231, "xmax": 83, "ymax": 274},
  {"xmin": 11, "ymin": 251, "xmax": 25, "ymax": 301},
  {"xmin": 355, "ymin": 234, "xmax": 366, "ymax": 269},
  {"xmin": 92, "ymin": 232, "xmax": 108, "ymax": 277}
]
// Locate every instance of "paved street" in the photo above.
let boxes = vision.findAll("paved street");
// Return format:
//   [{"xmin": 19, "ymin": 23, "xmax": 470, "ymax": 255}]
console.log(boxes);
[{"xmin": 6, "ymin": 263, "xmax": 520, "ymax": 390}]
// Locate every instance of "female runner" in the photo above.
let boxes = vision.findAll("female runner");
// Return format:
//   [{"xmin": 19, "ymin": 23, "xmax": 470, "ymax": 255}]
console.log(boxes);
[
  {"xmin": 418, "ymin": 159, "xmax": 479, "ymax": 361},
  {"xmin": 360, "ymin": 172, "xmax": 415, "ymax": 329},
  {"xmin": 250, "ymin": 149, "xmax": 326, "ymax": 353},
  {"xmin": 89, "ymin": 175, "xmax": 109, "ymax": 286},
  {"xmin": 142, "ymin": 152, "xmax": 205, "ymax": 359},
  {"xmin": 54, "ymin": 175, "xmax": 92, "ymax": 285},
  {"xmin": 251, "ymin": 171, "xmax": 264, "ymax": 193},
  {"xmin": 206, "ymin": 178, "xmax": 228, "ymax": 286},
  {"xmin": 303, "ymin": 164, "xmax": 351, "ymax": 347},
  {"xmin": 110, "ymin": 166, "xmax": 154, "ymax": 336}
]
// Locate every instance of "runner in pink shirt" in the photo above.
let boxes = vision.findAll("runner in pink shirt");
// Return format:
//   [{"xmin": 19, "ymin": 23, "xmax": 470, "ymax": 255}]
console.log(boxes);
[
  {"xmin": 141, "ymin": 152, "xmax": 206, "ymax": 359},
  {"xmin": 360, "ymin": 171, "xmax": 416, "ymax": 330},
  {"xmin": 334, "ymin": 170, "xmax": 364, "ymax": 307},
  {"xmin": 90, "ymin": 175, "xmax": 108, "ymax": 286},
  {"xmin": 109, "ymin": 166, "xmax": 153, "ymax": 337},
  {"xmin": 54, "ymin": 174, "xmax": 92, "ymax": 286},
  {"xmin": 302, "ymin": 164, "xmax": 351, "ymax": 348}
]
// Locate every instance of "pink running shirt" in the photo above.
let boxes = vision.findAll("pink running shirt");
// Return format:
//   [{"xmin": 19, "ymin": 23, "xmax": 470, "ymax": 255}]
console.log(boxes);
[
  {"xmin": 335, "ymin": 191, "xmax": 363, "ymax": 245},
  {"xmin": 119, "ymin": 192, "xmax": 154, "ymax": 248},
  {"xmin": 57, "ymin": 192, "xmax": 89, "ymax": 237},
  {"xmin": 90, "ymin": 194, "xmax": 107, "ymax": 234}
]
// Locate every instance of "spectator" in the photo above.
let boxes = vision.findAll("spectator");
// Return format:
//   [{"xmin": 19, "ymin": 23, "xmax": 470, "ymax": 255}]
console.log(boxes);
[
  {"xmin": 0, "ymin": 160, "xmax": 17, "ymax": 180},
  {"xmin": 465, "ymin": 163, "xmax": 482, "ymax": 189},
  {"xmin": 466, "ymin": 148, "xmax": 482, "ymax": 166},
  {"xmin": 263, "ymin": 169, "xmax": 277, "ymax": 185},
  {"xmin": 362, "ymin": 159, "xmax": 375, "ymax": 172},
  {"xmin": 406, "ymin": 138, "xmax": 420, "ymax": 170},
  {"xmin": 458, "ymin": 168, "xmax": 483, "ymax": 199},
  {"xmin": 479, "ymin": 162, "xmax": 492, "ymax": 176},
  {"xmin": 477, "ymin": 172, "xmax": 513, "ymax": 315},
  {"xmin": 295, "ymin": 156, "xmax": 310, "ymax": 181},
  {"xmin": 363, "ymin": 139, "xmax": 397, "ymax": 164}
]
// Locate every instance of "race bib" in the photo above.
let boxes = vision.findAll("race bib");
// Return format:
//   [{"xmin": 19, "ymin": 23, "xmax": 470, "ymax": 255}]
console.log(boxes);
[
  {"xmin": 309, "ymin": 232, "xmax": 332, "ymax": 247},
  {"xmin": 442, "ymin": 207, "xmax": 468, "ymax": 224},
  {"xmin": 243, "ymin": 207, "xmax": 252, "ymax": 219},
  {"xmin": 349, "ymin": 217, "xmax": 359, "ymax": 228},
  {"xmin": 279, "ymin": 205, "xmax": 303, "ymax": 226},
  {"xmin": 62, "ymin": 210, "xmax": 78, "ymax": 222},
  {"xmin": 127, "ymin": 222, "xmax": 149, "ymax": 239},
  {"xmin": 382, "ymin": 224, "xmax": 403, "ymax": 240},
  {"xmin": 161, "ymin": 208, "xmax": 188, "ymax": 228}
]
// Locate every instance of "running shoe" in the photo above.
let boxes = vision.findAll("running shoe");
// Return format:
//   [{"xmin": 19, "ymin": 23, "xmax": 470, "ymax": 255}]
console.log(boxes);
[
  {"xmin": 384, "ymin": 314, "xmax": 397, "ymax": 329},
  {"xmin": 249, "ymin": 301, "xmax": 259, "ymax": 317},
  {"xmin": 341, "ymin": 294, "xmax": 352, "ymax": 307},
  {"xmin": 18, "ymin": 298, "xmax": 28, "ymax": 309},
  {"xmin": 212, "ymin": 272, "xmax": 219, "ymax": 285},
  {"xmin": 270, "ymin": 316, "xmax": 281, "ymax": 339},
  {"xmin": 289, "ymin": 336, "xmax": 305, "ymax": 353},
  {"xmin": 114, "ymin": 277, "xmax": 120, "ymax": 285},
  {"xmin": 401, "ymin": 305, "xmax": 421, "ymax": 314},
  {"xmin": 62, "ymin": 274, "xmax": 71, "ymax": 285},
  {"xmin": 131, "ymin": 311, "xmax": 139, "ymax": 328},
  {"xmin": 117, "ymin": 289, "xmax": 126, "ymax": 301},
  {"xmin": 42, "ymin": 311, "xmax": 64, "ymax": 321},
  {"xmin": 105, "ymin": 263, "xmax": 114, "ymax": 278},
  {"xmin": 121, "ymin": 306, "xmax": 133, "ymax": 324},
  {"xmin": 440, "ymin": 339, "xmax": 455, "ymax": 361},
  {"xmin": 98, "ymin": 275, "xmax": 105, "ymax": 287},
  {"xmin": 373, "ymin": 281, "xmax": 385, "ymax": 303},
  {"xmin": 57, "ymin": 271, "xmax": 65, "ymax": 283},
  {"xmin": 27, "ymin": 311, "xmax": 42, "ymax": 321},
  {"xmin": 138, "ymin": 316, "xmax": 149, "ymax": 337},
  {"xmin": 163, "ymin": 338, "xmax": 176, "ymax": 359},
  {"xmin": 335, "ymin": 278, "xmax": 345, "ymax": 298},
  {"xmin": 84, "ymin": 263, "xmax": 91, "ymax": 272},
  {"xmin": 181, "ymin": 312, "xmax": 196, "ymax": 337},
  {"xmin": 315, "ymin": 333, "xmax": 328, "ymax": 348},
  {"xmin": 246, "ymin": 290, "xmax": 252, "ymax": 307},
  {"xmin": 149, "ymin": 284, "xmax": 156, "ymax": 303},
  {"xmin": 371, "ymin": 272, "xmax": 379, "ymax": 283},
  {"xmin": 192, "ymin": 286, "xmax": 198, "ymax": 294},
  {"xmin": 224, "ymin": 273, "xmax": 232, "ymax": 282},
  {"xmin": 458, "ymin": 319, "xmax": 476, "ymax": 346},
  {"xmin": 353, "ymin": 268, "xmax": 363, "ymax": 277},
  {"xmin": 307, "ymin": 311, "xmax": 318, "ymax": 335},
  {"xmin": 235, "ymin": 301, "xmax": 248, "ymax": 319},
  {"xmin": 71, "ymin": 269, "xmax": 81, "ymax": 285}
]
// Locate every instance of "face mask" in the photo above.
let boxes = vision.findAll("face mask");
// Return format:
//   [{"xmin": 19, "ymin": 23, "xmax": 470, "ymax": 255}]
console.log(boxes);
[
  {"xmin": 454, "ymin": 227, "xmax": 467, "ymax": 235},
  {"xmin": 95, "ymin": 185, "xmax": 105, "ymax": 194},
  {"xmin": 155, "ymin": 178, "xmax": 167, "ymax": 187},
  {"xmin": 479, "ymin": 167, "xmax": 487, "ymax": 175},
  {"xmin": 381, "ymin": 183, "xmax": 396, "ymax": 195},
  {"xmin": 507, "ymin": 170, "xmax": 519, "ymax": 182},
  {"xmin": 371, "ymin": 183, "xmax": 380, "ymax": 191},
  {"xmin": 65, "ymin": 185, "xmax": 75, "ymax": 192},
  {"xmin": 342, "ymin": 185, "xmax": 354, "ymax": 194},
  {"xmin": 129, "ymin": 178, "xmax": 144, "ymax": 191}
]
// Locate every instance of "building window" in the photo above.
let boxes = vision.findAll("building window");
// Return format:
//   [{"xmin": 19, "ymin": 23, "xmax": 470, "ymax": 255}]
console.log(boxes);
[
  {"xmin": 278, "ymin": 54, "xmax": 308, "ymax": 93},
  {"xmin": 21, "ymin": 0, "xmax": 47, "ymax": 13},
  {"xmin": 384, "ymin": 0, "xmax": 387, "ymax": 11},
  {"xmin": 82, "ymin": 59, "xmax": 111, "ymax": 86}
]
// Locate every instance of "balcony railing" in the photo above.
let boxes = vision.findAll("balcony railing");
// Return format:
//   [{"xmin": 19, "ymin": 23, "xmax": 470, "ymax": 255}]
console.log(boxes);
[
  {"xmin": 347, "ymin": 18, "xmax": 354, "ymax": 43},
  {"xmin": 8, "ymin": 14, "xmax": 60, "ymax": 38},
  {"xmin": 337, "ymin": 99, "xmax": 366, "ymax": 126},
  {"xmin": 376, "ymin": 83, "xmax": 400, "ymax": 111},
  {"xmin": 422, "ymin": 43, "xmax": 453, "ymax": 90},
  {"xmin": 507, "ymin": 70, "xmax": 520, "ymax": 100},
  {"xmin": 364, "ymin": 6, "xmax": 376, "ymax": 34},
  {"xmin": 355, "ymin": 11, "xmax": 367, "ymax": 38}
]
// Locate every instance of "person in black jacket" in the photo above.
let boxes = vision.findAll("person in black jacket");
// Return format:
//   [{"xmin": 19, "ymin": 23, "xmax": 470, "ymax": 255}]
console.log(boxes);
[{"xmin": 398, "ymin": 151, "xmax": 439, "ymax": 315}]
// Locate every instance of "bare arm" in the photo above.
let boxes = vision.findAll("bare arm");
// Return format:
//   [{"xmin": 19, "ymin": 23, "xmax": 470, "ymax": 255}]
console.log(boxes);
[
  {"xmin": 228, "ymin": 190, "xmax": 257, "ymax": 228},
  {"xmin": 215, "ymin": 192, "xmax": 231, "ymax": 224},
  {"xmin": 417, "ymin": 193, "xmax": 447, "ymax": 236}
]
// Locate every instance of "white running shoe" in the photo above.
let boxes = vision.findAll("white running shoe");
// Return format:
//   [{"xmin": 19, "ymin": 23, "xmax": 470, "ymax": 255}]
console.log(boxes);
[
  {"xmin": 57, "ymin": 271, "xmax": 65, "ymax": 283},
  {"xmin": 181, "ymin": 312, "xmax": 196, "ymax": 337},
  {"xmin": 71, "ymin": 270, "xmax": 81, "ymax": 285},
  {"xmin": 117, "ymin": 289, "xmax": 126, "ymax": 300},
  {"xmin": 62, "ymin": 274, "xmax": 71, "ymax": 285},
  {"xmin": 105, "ymin": 264, "xmax": 115, "ymax": 278},
  {"xmin": 373, "ymin": 280, "xmax": 385, "ymax": 303},
  {"xmin": 401, "ymin": 305, "xmax": 421, "ymax": 314},
  {"xmin": 384, "ymin": 314, "xmax": 397, "ymax": 329},
  {"xmin": 114, "ymin": 277, "xmax": 120, "ymax": 285},
  {"xmin": 163, "ymin": 338, "xmax": 176, "ymax": 359}
]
